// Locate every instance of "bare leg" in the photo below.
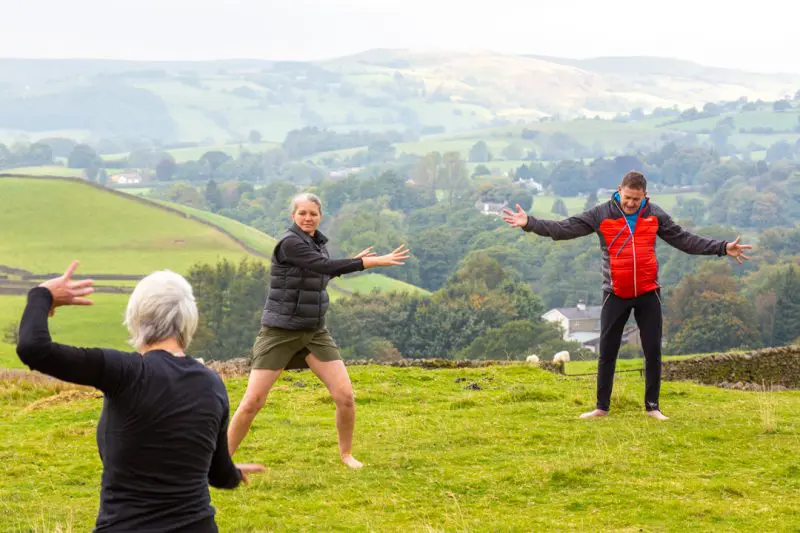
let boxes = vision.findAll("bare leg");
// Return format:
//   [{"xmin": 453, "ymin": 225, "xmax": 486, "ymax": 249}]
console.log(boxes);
[
  {"xmin": 227, "ymin": 368, "xmax": 283, "ymax": 456},
  {"xmin": 305, "ymin": 355, "xmax": 361, "ymax": 468}
]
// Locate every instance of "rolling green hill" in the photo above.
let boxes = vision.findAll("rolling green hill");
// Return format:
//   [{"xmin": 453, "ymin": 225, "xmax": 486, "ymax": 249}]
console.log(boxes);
[
  {"xmin": 1, "ymin": 52, "xmax": 798, "ymax": 145},
  {"xmin": 0, "ymin": 177, "xmax": 255, "ymax": 275}
]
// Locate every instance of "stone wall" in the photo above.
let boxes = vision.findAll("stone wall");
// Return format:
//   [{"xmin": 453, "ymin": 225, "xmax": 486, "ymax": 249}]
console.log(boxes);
[
  {"xmin": 662, "ymin": 345, "xmax": 800, "ymax": 389},
  {"xmin": 206, "ymin": 357, "xmax": 564, "ymax": 379}
]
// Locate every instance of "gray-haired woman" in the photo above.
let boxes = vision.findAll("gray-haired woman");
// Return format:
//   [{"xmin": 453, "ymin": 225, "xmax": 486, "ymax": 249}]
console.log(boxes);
[
  {"xmin": 16, "ymin": 261, "xmax": 264, "ymax": 533},
  {"xmin": 227, "ymin": 192, "xmax": 410, "ymax": 469}
]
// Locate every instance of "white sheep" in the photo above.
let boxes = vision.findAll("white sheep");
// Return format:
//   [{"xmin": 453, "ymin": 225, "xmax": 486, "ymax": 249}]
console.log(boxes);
[
  {"xmin": 552, "ymin": 351, "xmax": 570, "ymax": 363},
  {"xmin": 525, "ymin": 354, "xmax": 540, "ymax": 363}
]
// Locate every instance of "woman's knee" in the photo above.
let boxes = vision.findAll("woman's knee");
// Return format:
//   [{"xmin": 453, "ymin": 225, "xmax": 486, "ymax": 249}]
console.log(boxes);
[
  {"xmin": 240, "ymin": 392, "xmax": 268, "ymax": 415},
  {"xmin": 331, "ymin": 387, "xmax": 355, "ymax": 408}
]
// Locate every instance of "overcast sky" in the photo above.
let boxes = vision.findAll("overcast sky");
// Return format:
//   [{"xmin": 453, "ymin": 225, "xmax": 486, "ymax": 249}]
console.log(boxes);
[{"xmin": 4, "ymin": 0, "xmax": 798, "ymax": 73}]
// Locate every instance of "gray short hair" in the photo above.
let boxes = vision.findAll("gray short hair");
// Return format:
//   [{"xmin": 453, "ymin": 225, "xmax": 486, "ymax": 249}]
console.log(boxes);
[
  {"xmin": 124, "ymin": 270, "xmax": 199, "ymax": 352},
  {"xmin": 290, "ymin": 192, "xmax": 322, "ymax": 215}
]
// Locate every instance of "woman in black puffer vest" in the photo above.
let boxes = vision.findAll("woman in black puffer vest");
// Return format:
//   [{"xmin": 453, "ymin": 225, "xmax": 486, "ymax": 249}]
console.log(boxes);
[{"xmin": 227, "ymin": 193, "xmax": 410, "ymax": 469}]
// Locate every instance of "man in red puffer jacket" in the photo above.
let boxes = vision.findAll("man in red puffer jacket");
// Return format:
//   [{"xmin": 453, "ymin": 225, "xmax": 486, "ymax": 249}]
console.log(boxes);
[{"xmin": 503, "ymin": 171, "xmax": 752, "ymax": 420}]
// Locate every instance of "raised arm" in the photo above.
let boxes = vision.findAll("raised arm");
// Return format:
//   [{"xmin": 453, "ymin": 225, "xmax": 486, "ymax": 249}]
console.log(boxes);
[
  {"xmin": 16, "ymin": 286, "xmax": 137, "ymax": 395},
  {"xmin": 654, "ymin": 206, "xmax": 729, "ymax": 256},
  {"xmin": 279, "ymin": 237, "xmax": 365, "ymax": 277},
  {"xmin": 503, "ymin": 203, "xmax": 598, "ymax": 241}
]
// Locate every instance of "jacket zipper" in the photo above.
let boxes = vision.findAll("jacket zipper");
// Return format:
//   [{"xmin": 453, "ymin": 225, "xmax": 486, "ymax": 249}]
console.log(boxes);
[{"xmin": 615, "ymin": 200, "xmax": 645, "ymax": 298}]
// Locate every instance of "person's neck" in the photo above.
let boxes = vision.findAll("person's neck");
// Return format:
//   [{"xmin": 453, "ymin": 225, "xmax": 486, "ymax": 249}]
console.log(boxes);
[{"xmin": 140, "ymin": 338, "xmax": 185, "ymax": 357}]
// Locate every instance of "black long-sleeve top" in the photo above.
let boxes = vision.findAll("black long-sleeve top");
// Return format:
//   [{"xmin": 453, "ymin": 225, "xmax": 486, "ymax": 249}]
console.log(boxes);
[{"xmin": 16, "ymin": 287, "xmax": 242, "ymax": 533}]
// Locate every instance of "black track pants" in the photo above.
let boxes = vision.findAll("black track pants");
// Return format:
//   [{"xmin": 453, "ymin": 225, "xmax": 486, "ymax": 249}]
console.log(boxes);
[{"xmin": 596, "ymin": 289, "xmax": 663, "ymax": 412}]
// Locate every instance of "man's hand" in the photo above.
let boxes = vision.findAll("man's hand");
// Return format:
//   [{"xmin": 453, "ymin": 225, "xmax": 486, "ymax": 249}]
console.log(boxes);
[
  {"xmin": 38, "ymin": 260, "xmax": 95, "ymax": 316},
  {"xmin": 501, "ymin": 204, "xmax": 529, "ymax": 228},
  {"xmin": 726, "ymin": 236, "xmax": 752, "ymax": 264}
]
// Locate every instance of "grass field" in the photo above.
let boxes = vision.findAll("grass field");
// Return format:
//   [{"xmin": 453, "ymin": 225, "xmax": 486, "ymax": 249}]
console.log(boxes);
[
  {"xmin": 1, "ymin": 364, "xmax": 798, "ymax": 531},
  {"xmin": 152, "ymin": 200, "xmax": 278, "ymax": 257},
  {"xmin": 1, "ymin": 165, "xmax": 84, "ymax": 178},
  {"xmin": 0, "ymin": 177, "xmax": 255, "ymax": 275},
  {"xmin": 334, "ymin": 273, "xmax": 431, "ymax": 296}
]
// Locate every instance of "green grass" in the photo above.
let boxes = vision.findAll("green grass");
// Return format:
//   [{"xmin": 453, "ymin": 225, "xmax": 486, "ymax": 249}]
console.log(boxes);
[
  {"xmin": 1, "ymin": 165, "xmax": 84, "ymax": 178},
  {"xmin": 1, "ymin": 364, "xmax": 798, "ymax": 531},
  {"xmin": 152, "ymin": 200, "xmax": 278, "ymax": 257},
  {"xmin": 0, "ymin": 177, "xmax": 256, "ymax": 275},
  {"xmin": 333, "ymin": 273, "xmax": 431, "ymax": 296}
]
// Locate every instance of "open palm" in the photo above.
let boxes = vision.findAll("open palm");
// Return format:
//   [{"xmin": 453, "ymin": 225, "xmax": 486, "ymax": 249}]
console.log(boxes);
[
  {"xmin": 726, "ymin": 236, "xmax": 752, "ymax": 265},
  {"xmin": 501, "ymin": 204, "xmax": 529, "ymax": 228}
]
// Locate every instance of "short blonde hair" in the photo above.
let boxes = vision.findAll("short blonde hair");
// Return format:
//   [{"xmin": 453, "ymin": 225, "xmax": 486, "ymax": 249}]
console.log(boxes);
[
  {"xmin": 290, "ymin": 192, "xmax": 322, "ymax": 215},
  {"xmin": 124, "ymin": 270, "xmax": 199, "ymax": 352}
]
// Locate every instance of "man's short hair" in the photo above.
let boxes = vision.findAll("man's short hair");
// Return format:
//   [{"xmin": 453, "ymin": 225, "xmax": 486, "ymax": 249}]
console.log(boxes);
[{"xmin": 620, "ymin": 171, "xmax": 647, "ymax": 191}]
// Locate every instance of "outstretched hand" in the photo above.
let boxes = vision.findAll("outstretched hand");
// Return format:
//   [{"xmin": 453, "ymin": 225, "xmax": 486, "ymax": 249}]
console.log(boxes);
[
  {"xmin": 236, "ymin": 463, "xmax": 266, "ymax": 485},
  {"xmin": 501, "ymin": 204, "xmax": 529, "ymax": 228},
  {"xmin": 362, "ymin": 244, "xmax": 411, "ymax": 268},
  {"xmin": 726, "ymin": 236, "xmax": 752, "ymax": 265},
  {"xmin": 354, "ymin": 246, "xmax": 378, "ymax": 259},
  {"xmin": 39, "ymin": 260, "xmax": 95, "ymax": 316}
]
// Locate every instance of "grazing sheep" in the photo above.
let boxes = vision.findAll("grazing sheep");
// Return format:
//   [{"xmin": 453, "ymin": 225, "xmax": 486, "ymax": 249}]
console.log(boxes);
[
  {"xmin": 526, "ymin": 354, "xmax": 540, "ymax": 363},
  {"xmin": 552, "ymin": 351, "xmax": 570, "ymax": 363}
]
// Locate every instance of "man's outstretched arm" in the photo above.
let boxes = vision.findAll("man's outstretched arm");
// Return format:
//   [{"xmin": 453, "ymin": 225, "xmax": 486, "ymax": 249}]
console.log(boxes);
[
  {"xmin": 503, "ymin": 204, "xmax": 598, "ymax": 241},
  {"xmin": 654, "ymin": 205, "xmax": 738, "ymax": 257}
]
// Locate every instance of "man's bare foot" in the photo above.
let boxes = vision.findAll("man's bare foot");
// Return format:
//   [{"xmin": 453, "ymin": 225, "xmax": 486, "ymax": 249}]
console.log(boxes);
[
  {"xmin": 579, "ymin": 409, "xmax": 608, "ymax": 419},
  {"xmin": 647, "ymin": 410, "xmax": 669, "ymax": 421},
  {"xmin": 341, "ymin": 454, "xmax": 363, "ymax": 469}
]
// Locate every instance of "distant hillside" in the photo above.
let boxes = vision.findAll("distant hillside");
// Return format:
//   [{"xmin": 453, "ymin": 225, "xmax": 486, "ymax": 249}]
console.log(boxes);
[{"xmin": 1, "ymin": 50, "xmax": 798, "ymax": 144}]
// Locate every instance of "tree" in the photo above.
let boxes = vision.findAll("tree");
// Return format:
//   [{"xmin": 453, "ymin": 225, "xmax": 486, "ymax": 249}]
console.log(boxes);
[
  {"xmin": 187, "ymin": 258, "xmax": 270, "ymax": 361},
  {"xmin": 468, "ymin": 141, "xmax": 492, "ymax": 162},
  {"xmin": 583, "ymin": 190, "xmax": 598, "ymax": 211},
  {"xmin": 439, "ymin": 152, "xmax": 472, "ymax": 206},
  {"xmin": 501, "ymin": 143, "xmax": 524, "ymax": 161},
  {"xmin": 155, "ymin": 155, "xmax": 177, "ymax": 181},
  {"xmin": 26, "ymin": 142, "xmax": 53, "ymax": 165},
  {"xmin": 200, "ymin": 150, "xmax": 232, "ymax": 172},
  {"xmin": 248, "ymin": 129, "xmax": 263, "ymax": 143},
  {"xmin": 205, "ymin": 180, "xmax": 224, "ymax": 211},
  {"xmin": 472, "ymin": 164, "xmax": 491, "ymax": 177},
  {"xmin": 551, "ymin": 198, "xmax": 569, "ymax": 217},
  {"xmin": 68, "ymin": 144, "xmax": 102, "ymax": 169},
  {"xmin": 665, "ymin": 262, "xmax": 760, "ymax": 354},
  {"xmin": 773, "ymin": 99, "xmax": 792, "ymax": 112}
]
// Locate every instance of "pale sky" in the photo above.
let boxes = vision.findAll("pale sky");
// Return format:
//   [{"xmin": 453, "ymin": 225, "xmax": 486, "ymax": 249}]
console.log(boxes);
[{"xmin": 4, "ymin": 0, "xmax": 799, "ymax": 73}]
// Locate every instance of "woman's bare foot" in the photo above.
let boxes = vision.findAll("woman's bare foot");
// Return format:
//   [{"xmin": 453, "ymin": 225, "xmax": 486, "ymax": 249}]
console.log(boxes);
[
  {"xmin": 647, "ymin": 410, "xmax": 669, "ymax": 421},
  {"xmin": 579, "ymin": 409, "xmax": 609, "ymax": 419},
  {"xmin": 341, "ymin": 454, "xmax": 363, "ymax": 469}
]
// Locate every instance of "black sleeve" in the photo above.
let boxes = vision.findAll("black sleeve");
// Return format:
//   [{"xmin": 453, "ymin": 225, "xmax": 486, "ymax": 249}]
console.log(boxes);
[
  {"xmin": 654, "ymin": 205, "xmax": 727, "ymax": 256},
  {"xmin": 208, "ymin": 391, "xmax": 243, "ymax": 489},
  {"xmin": 522, "ymin": 206, "xmax": 599, "ymax": 241},
  {"xmin": 16, "ymin": 287, "xmax": 140, "ymax": 396},
  {"xmin": 278, "ymin": 237, "xmax": 365, "ymax": 277}
]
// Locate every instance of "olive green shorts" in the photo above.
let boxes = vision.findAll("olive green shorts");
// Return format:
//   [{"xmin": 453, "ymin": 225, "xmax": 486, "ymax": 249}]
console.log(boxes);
[{"xmin": 250, "ymin": 325, "xmax": 342, "ymax": 370}]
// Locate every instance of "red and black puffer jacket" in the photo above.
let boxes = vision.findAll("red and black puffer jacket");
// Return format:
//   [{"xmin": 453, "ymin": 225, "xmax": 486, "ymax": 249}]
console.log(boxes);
[{"xmin": 523, "ymin": 194, "xmax": 728, "ymax": 299}]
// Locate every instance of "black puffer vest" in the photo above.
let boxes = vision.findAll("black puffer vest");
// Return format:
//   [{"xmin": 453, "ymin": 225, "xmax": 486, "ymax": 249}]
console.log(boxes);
[{"xmin": 260, "ymin": 225, "xmax": 331, "ymax": 330}]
